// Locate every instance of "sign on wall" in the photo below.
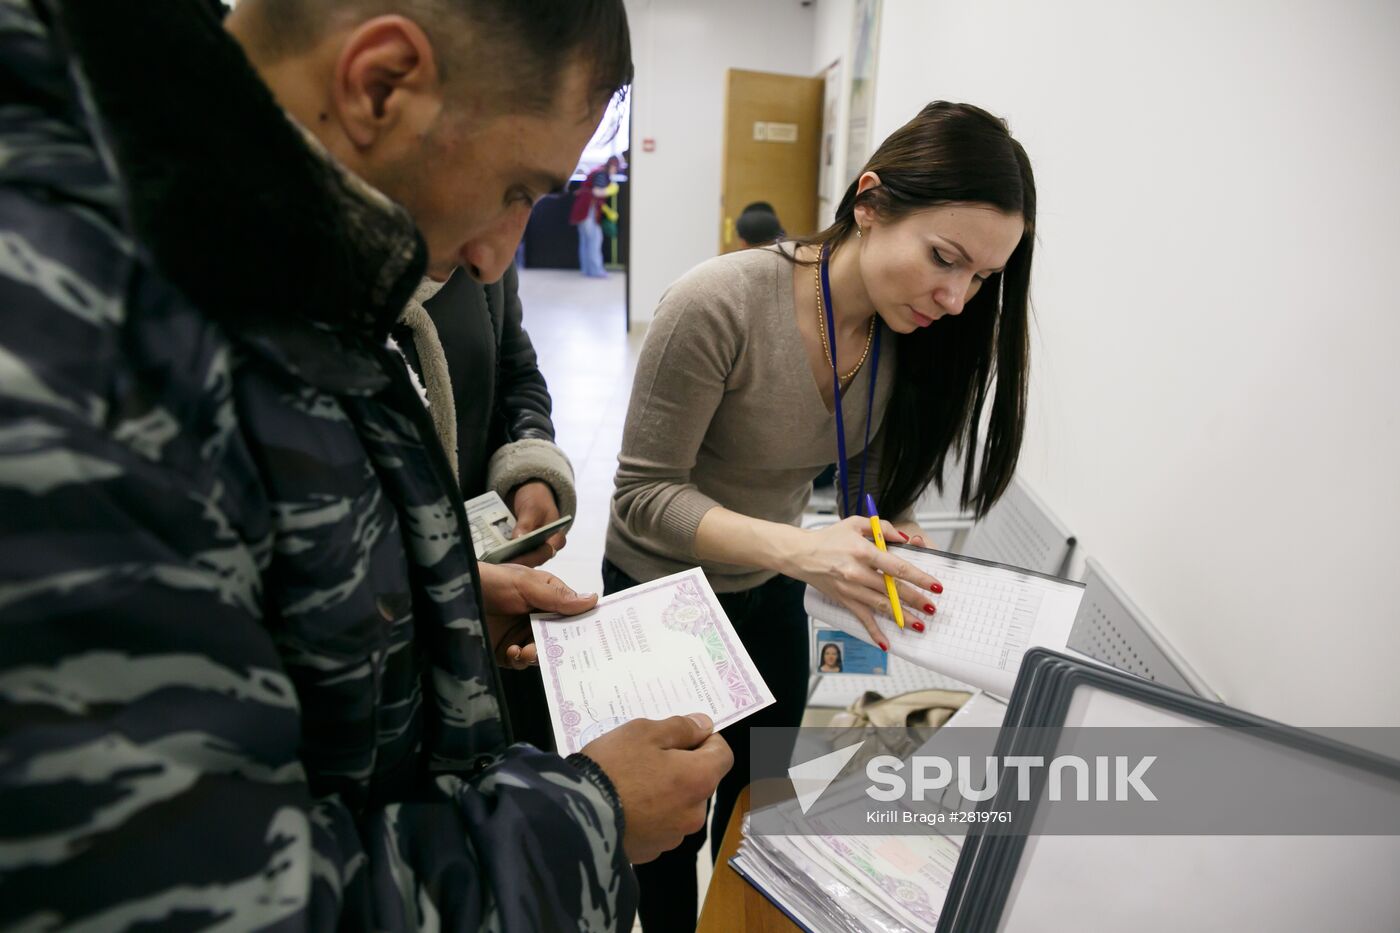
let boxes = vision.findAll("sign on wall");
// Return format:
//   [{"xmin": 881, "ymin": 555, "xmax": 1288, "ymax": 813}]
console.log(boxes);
[{"xmin": 752, "ymin": 121, "xmax": 800, "ymax": 142}]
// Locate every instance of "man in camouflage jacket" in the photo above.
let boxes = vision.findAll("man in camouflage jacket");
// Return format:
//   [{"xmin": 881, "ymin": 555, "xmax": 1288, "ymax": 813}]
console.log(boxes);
[{"xmin": 0, "ymin": 0, "xmax": 728, "ymax": 928}]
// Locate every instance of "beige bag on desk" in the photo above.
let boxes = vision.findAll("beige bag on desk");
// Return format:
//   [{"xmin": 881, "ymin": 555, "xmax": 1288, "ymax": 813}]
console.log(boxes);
[{"xmin": 827, "ymin": 689, "xmax": 973, "ymax": 776}]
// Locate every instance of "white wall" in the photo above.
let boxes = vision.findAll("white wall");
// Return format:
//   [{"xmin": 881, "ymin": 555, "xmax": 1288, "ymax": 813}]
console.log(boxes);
[
  {"xmin": 812, "ymin": 0, "xmax": 855, "ymax": 75},
  {"xmin": 625, "ymin": 0, "xmax": 815, "ymax": 325},
  {"xmin": 812, "ymin": 0, "xmax": 855, "ymax": 227},
  {"xmin": 869, "ymin": 0, "xmax": 1400, "ymax": 725}
]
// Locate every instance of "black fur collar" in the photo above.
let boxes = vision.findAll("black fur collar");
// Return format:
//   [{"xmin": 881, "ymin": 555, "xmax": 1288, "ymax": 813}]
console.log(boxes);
[{"xmin": 36, "ymin": 0, "xmax": 426, "ymax": 351}]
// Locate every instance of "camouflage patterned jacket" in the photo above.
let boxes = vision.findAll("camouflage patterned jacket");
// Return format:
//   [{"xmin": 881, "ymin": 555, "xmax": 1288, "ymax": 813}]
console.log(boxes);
[{"xmin": 0, "ymin": 1, "xmax": 636, "ymax": 929}]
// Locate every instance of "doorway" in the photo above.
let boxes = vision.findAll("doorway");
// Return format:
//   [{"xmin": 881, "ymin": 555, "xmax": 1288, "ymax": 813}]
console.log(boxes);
[
  {"xmin": 719, "ymin": 69, "xmax": 824, "ymax": 251},
  {"xmin": 519, "ymin": 87, "xmax": 632, "ymax": 331}
]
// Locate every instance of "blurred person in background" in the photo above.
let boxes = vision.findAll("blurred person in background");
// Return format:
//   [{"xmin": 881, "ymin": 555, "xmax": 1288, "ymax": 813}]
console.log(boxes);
[
  {"xmin": 571, "ymin": 155, "xmax": 620, "ymax": 276},
  {"xmin": 736, "ymin": 199, "xmax": 786, "ymax": 247}
]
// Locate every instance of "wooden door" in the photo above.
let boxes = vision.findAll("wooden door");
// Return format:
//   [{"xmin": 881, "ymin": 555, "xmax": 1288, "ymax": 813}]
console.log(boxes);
[{"xmin": 720, "ymin": 69, "xmax": 824, "ymax": 253}]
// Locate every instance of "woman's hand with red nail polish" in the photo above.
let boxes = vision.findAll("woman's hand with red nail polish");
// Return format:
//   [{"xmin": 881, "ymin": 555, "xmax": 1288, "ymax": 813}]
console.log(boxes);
[
  {"xmin": 892, "ymin": 523, "xmax": 929, "ymax": 548},
  {"xmin": 910, "ymin": 621, "xmax": 926, "ymax": 633},
  {"xmin": 894, "ymin": 580, "xmax": 938, "ymax": 626},
  {"xmin": 786, "ymin": 516, "xmax": 939, "ymax": 650}
]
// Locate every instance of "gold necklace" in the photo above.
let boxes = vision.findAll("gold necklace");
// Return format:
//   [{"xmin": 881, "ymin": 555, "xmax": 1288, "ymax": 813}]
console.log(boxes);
[{"xmin": 814, "ymin": 260, "xmax": 875, "ymax": 383}]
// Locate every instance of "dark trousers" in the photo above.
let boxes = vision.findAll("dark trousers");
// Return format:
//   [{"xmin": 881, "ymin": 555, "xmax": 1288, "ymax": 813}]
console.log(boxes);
[
  {"xmin": 601, "ymin": 559, "xmax": 810, "ymax": 933},
  {"xmin": 499, "ymin": 666, "xmax": 554, "ymax": 752}
]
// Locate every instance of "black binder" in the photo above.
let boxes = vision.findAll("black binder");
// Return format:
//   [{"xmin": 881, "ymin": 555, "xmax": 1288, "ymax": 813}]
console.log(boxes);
[{"xmin": 935, "ymin": 649, "xmax": 1400, "ymax": 933}]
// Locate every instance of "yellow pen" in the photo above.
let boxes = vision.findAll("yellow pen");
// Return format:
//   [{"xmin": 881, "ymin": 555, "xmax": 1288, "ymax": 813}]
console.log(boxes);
[{"xmin": 864, "ymin": 494, "xmax": 905, "ymax": 630}]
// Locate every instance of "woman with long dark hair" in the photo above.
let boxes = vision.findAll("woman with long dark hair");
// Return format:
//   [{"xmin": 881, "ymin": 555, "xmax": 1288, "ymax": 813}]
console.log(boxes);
[{"xmin": 604, "ymin": 101, "xmax": 1036, "ymax": 928}]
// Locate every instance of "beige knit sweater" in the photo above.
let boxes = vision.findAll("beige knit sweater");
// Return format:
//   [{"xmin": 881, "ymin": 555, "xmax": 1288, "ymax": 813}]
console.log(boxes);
[{"xmin": 606, "ymin": 246, "xmax": 901, "ymax": 592}]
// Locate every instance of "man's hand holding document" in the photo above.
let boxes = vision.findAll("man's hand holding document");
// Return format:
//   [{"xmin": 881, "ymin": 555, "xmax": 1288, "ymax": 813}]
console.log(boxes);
[{"xmin": 531, "ymin": 567, "xmax": 776, "ymax": 754}]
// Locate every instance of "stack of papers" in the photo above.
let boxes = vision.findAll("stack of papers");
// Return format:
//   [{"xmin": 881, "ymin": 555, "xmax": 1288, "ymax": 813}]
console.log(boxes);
[
  {"xmin": 731, "ymin": 795, "xmax": 961, "ymax": 933},
  {"xmin": 730, "ymin": 692, "xmax": 1009, "ymax": 932}
]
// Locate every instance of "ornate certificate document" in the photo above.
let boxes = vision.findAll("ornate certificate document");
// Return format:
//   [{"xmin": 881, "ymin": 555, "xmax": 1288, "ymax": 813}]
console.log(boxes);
[{"xmin": 531, "ymin": 568, "xmax": 775, "ymax": 754}]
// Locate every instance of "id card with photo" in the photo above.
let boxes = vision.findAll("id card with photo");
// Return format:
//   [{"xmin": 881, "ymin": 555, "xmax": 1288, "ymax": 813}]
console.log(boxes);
[
  {"xmin": 464, "ymin": 490, "xmax": 572, "ymax": 563},
  {"xmin": 813, "ymin": 629, "xmax": 887, "ymax": 675}
]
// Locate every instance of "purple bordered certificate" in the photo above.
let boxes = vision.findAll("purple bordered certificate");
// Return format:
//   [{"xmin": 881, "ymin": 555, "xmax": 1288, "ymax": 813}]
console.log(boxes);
[{"xmin": 530, "ymin": 567, "xmax": 776, "ymax": 755}]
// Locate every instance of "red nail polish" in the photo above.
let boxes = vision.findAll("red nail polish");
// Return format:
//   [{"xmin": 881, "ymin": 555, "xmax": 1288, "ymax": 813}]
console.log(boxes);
[
  {"xmin": 879, "ymin": 641, "xmax": 888, "ymax": 652},
  {"xmin": 931, "ymin": 582, "xmax": 944, "ymax": 594},
  {"xmin": 923, "ymin": 604, "xmax": 935, "ymax": 614},
  {"xmin": 898, "ymin": 530, "xmax": 910, "ymax": 541},
  {"xmin": 911, "ymin": 621, "xmax": 926, "ymax": 633}
]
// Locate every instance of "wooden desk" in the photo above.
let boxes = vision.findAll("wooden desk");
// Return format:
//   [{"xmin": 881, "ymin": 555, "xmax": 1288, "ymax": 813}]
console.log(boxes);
[{"xmin": 696, "ymin": 786, "xmax": 803, "ymax": 933}]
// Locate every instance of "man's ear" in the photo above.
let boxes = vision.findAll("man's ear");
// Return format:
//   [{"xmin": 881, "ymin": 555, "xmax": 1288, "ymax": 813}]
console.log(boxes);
[
  {"xmin": 853, "ymin": 170, "xmax": 882, "ymax": 229},
  {"xmin": 331, "ymin": 15, "xmax": 442, "ymax": 150}
]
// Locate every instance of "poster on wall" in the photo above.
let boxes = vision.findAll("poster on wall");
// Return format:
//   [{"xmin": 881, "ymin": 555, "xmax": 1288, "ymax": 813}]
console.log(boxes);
[
  {"xmin": 818, "ymin": 60, "xmax": 843, "ymax": 229},
  {"xmin": 844, "ymin": 0, "xmax": 882, "ymax": 188}
]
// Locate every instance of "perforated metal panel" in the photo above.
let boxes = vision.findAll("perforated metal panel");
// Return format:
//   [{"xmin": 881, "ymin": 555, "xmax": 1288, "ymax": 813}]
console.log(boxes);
[
  {"xmin": 912, "ymin": 477, "xmax": 974, "ymax": 551},
  {"xmin": 1066, "ymin": 558, "xmax": 1217, "ymax": 699},
  {"xmin": 958, "ymin": 479, "xmax": 1074, "ymax": 577},
  {"xmin": 913, "ymin": 475, "xmax": 972, "ymax": 524}
]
